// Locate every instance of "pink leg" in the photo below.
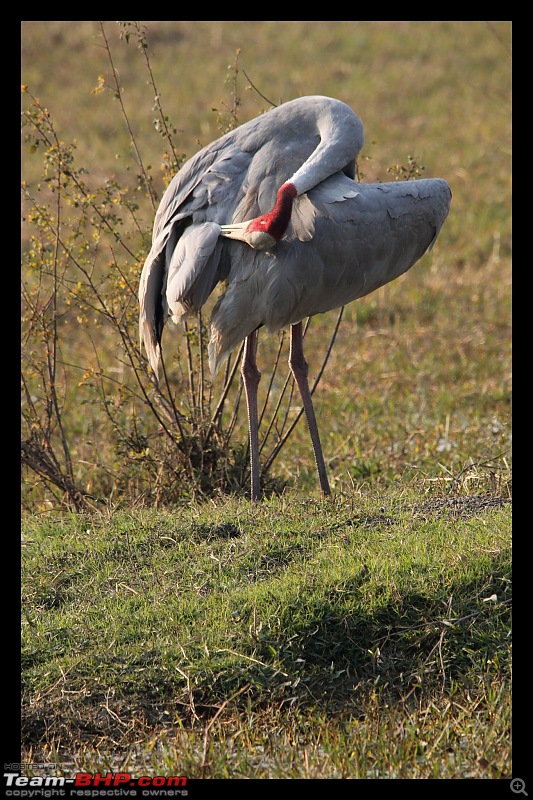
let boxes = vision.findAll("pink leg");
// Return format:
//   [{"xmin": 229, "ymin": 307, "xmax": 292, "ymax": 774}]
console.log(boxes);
[
  {"xmin": 241, "ymin": 330, "xmax": 261, "ymax": 501},
  {"xmin": 289, "ymin": 322, "xmax": 332, "ymax": 497}
]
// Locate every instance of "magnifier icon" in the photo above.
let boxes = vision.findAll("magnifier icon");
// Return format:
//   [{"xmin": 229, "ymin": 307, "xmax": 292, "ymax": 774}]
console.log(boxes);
[{"xmin": 511, "ymin": 779, "xmax": 528, "ymax": 796}]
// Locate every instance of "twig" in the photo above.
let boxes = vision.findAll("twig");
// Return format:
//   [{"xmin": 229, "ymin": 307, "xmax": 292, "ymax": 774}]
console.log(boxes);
[
  {"xmin": 99, "ymin": 22, "xmax": 157, "ymax": 209},
  {"xmin": 242, "ymin": 69, "xmax": 278, "ymax": 108}
]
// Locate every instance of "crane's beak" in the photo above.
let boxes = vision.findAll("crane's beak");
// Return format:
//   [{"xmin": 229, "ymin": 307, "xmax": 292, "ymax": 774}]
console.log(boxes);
[
  {"xmin": 219, "ymin": 222, "xmax": 249, "ymax": 241},
  {"xmin": 219, "ymin": 222, "xmax": 277, "ymax": 251}
]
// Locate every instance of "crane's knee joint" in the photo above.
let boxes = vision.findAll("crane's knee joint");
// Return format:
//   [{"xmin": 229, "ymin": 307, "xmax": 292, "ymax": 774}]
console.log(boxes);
[
  {"xmin": 242, "ymin": 360, "xmax": 261, "ymax": 387},
  {"xmin": 289, "ymin": 352, "xmax": 308, "ymax": 379}
]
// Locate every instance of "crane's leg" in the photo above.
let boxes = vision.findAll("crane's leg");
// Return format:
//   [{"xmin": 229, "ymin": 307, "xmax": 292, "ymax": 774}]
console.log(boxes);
[
  {"xmin": 289, "ymin": 322, "xmax": 332, "ymax": 497},
  {"xmin": 242, "ymin": 329, "xmax": 261, "ymax": 501}
]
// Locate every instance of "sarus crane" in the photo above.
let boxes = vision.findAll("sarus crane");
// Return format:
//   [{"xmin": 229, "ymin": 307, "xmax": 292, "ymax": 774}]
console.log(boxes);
[{"xmin": 139, "ymin": 95, "xmax": 451, "ymax": 501}]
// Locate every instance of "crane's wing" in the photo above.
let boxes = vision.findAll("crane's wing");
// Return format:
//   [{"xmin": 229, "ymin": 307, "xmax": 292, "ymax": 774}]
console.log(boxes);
[
  {"xmin": 291, "ymin": 173, "xmax": 450, "ymax": 249},
  {"xmin": 290, "ymin": 172, "xmax": 360, "ymax": 241},
  {"xmin": 138, "ymin": 143, "xmax": 254, "ymax": 376}
]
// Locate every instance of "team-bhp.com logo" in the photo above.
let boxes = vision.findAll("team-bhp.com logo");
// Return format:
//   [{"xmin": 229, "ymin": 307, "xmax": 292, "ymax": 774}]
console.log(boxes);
[{"xmin": 3, "ymin": 771, "xmax": 188, "ymax": 796}]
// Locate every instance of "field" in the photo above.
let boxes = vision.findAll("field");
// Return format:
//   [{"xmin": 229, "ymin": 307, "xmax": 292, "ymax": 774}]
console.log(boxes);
[{"xmin": 21, "ymin": 21, "xmax": 512, "ymax": 783}]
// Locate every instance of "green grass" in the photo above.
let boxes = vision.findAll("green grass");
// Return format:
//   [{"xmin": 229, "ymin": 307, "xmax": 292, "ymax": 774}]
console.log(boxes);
[
  {"xmin": 22, "ymin": 491, "xmax": 511, "ymax": 777},
  {"xmin": 21, "ymin": 20, "xmax": 512, "ymax": 780}
]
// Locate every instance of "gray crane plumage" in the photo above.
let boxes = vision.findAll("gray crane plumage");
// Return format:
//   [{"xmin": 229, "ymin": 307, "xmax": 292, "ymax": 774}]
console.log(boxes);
[{"xmin": 139, "ymin": 95, "xmax": 451, "ymax": 500}]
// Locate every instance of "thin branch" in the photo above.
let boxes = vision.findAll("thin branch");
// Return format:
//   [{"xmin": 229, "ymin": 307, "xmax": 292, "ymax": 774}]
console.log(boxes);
[
  {"xmin": 207, "ymin": 342, "xmax": 245, "ymax": 434},
  {"xmin": 128, "ymin": 22, "xmax": 181, "ymax": 167},
  {"xmin": 99, "ymin": 22, "xmax": 158, "ymax": 209},
  {"xmin": 258, "ymin": 329, "xmax": 286, "ymax": 433},
  {"xmin": 242, "ymin": 69, "xmax": 278, "ymax": 108}
]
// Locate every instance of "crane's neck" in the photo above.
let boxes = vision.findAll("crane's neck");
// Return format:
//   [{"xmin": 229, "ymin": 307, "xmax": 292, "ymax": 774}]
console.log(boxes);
[
  {"xmin": 245, "ymin": 108, "xmax": 364, "ymax": 243},
  {"xmin": 246, "ymin": 182, "xmax": 297, "ymax": 242},
  {"xmin": 220, "ymin": 98, "xmax": 365, "ymax": 251},
  {"xmin": 288, "ymin": 108, "xmax": 364, "ymax": 196}
]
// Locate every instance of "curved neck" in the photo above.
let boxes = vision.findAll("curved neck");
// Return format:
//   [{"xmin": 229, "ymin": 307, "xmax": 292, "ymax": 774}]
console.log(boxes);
[
  {"xmin": 246, "ymin": 182, "xmax": 297, "ymax": 241},
  {"xmin": 266, "ymin": 183, "xmax": 298, "ymax": 240},
  {"xmin": 288, "ymin": 102, "xmax": 364, "ymax": 196}
]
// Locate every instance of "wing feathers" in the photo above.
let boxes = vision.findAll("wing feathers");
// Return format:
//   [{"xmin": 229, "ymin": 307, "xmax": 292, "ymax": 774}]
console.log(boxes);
[{"xmin": 166, "ymin": 222, "xmax": 223, "ymax": 323}]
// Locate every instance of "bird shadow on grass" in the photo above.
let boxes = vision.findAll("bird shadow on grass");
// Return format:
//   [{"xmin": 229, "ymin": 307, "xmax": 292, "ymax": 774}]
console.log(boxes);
[{"xmin": 233, "ymin": 546, "xmax": 511, "ymax": 711}]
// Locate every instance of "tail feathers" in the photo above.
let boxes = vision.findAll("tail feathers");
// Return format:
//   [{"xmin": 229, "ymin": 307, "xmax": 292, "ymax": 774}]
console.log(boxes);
[
  {"xmin": 208, "ymin": 283, "xmax": 265, "ymax": 377},
  {"xmin": 166, "ymin": 222, "xmax": 222, "ymax": 318},
  {"xmin": 208, "ymin": 323, "xmax": 249, "ymax": 377},
  {"xmin": 139, "ymin": 221, "xmax": 224, "ymax": 379},
  {"xmin": 138, "ymin": 244, "xmax": 167, "ymax": 380},
  {"xmin": 139, "ymin": 315, "xmax": 162, "ymax": 378},
  {"xmin": 208, "ymin": 328, "xmax": 224, "ymax": 378}
]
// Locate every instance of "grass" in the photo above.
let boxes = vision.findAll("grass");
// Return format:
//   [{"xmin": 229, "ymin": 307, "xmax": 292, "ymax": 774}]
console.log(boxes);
[
  {"xmin": 21, "ymin": 20, "xmax": 512, "ymax": 781},
  {"xmin": 22, "ymin": 490, "xmax": 511, "ymax": 778}
]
